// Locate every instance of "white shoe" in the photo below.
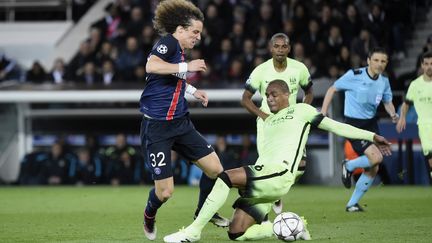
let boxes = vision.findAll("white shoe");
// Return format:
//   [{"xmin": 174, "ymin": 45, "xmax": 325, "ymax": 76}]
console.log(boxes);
[
  {"xmin": 143, "ymin": 224, "xmax": 157, "ymax": 241},
  {"xmin": 299, "ymin": 216, "xmax": 311, "ymax": 240},
  {"xmin": 272, "ymin": 200, "xmax": 283, "ymax": 214},
  {"xmin": 164, "ymin": 228, "xmax": 200, "ymax": 243}
]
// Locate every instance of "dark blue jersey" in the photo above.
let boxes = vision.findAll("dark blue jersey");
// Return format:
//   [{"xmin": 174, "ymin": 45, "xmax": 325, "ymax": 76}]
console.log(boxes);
[{"xmin": 140, "ymin": 34, "xmax": 188, "ymax": 120}]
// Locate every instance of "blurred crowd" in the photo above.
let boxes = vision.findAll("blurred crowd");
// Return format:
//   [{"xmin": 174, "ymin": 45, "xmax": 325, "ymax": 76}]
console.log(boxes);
[
  {"xmin": 18, "ymin": 133, "xmax": 258, "ymax": 186},
  {"xmin": 1, "ymin": 0, "xmax": 431, "ymax": 90},
  {"xmin": 2, "ymin": 0, "xmax": 432, "ymax": 186}
]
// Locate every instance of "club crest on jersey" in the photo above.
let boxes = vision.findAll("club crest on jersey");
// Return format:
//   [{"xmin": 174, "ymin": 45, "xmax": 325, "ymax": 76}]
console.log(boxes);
[
  {"xmin": 154, "ymin": 167, "xmax": 161, "ymax": 175},
  {"xmin": 157, "ymin": 44, "xmax": 168, "ymax": 54}
]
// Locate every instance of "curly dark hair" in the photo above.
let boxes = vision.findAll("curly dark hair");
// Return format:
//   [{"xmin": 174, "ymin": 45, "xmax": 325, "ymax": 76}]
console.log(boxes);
[{"xmin": 153, "ymin": 0, "xmax": 204, "ymax": 35}]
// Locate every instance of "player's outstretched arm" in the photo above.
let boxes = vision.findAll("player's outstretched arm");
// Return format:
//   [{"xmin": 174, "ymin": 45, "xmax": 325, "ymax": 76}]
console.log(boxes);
[
  {"xmin": 321, "ymin": 86, "xmax": 337, "ymax": 116},
  {"xmin": 318, "ymin": 116, "xmax": 391, "ymax": 155}
]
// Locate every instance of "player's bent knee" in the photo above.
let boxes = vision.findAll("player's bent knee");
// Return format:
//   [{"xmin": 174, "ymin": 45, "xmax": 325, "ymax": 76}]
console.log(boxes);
[
  {"xmin": 370, "ymin": 154, "xmax": 383, "ymax": 165},
  {"xmin": 365, "ymin": 166, "xmax": 379, "ymax": 177},
  {"xmin": 228, "ymin": 231, "xmax": 245, "ymax": 240},
  {"xmin": 206, "ymin": 169, "xmax": 222, "ymax": 179},
  {"xmin": 159, "ymin": 189, "xmax": 174, "ymax": 202}
]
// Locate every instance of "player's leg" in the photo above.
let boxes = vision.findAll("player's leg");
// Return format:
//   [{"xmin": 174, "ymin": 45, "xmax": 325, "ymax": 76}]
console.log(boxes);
[
  {"xmin": 228, "ymin": 205, "xmax": 274, "ymax": 241},
  {"xmin": 143, "ymin": 149, "xmax": 175, "ymax": 239},
  {"xmin": 342, "ymin": 138, "xmax": 382, "ymax": 188},
  {"xmin": 164, "ymin": 167, "xmax": 246, "ymax": 243},
  {"xmin": 164, "ymin": 162, "xmax": 292, "ymax": 242},
  {"xmin": 141, "ymin": 117, "xmax": 175, "ymax": 240},
  {"xmin": 273, "ymin": 150, "xmax": 307, "ymax": 214},
  {"xmin": 229, "ymin": 164, "xmax": 297, "ymax": 241},
  {"xmin": 194, "ymin": 152, "xmax": 229, "ymax": 226},
  {"xmin": 418, "ymin": 124, "xmax": 432, "ymax": 181},
  {"xmin": 144, "ymin": 177, "xmax": 174, "ymax": 240},
  {"xmin": 190, "ymin": 167, "xmax": 247, "ymax": 229},
  {"xmin": 345, "ymin": 144, "xmax": 382, "ymax": 212},
  {"xmin": 172, "ymin": 119, "xmax": 229, "ymax": 227}
]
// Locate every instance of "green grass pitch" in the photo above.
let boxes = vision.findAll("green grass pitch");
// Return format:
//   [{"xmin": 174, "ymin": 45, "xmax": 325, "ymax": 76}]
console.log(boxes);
[{"xmin": 1, "ymin": 185, "xmax": 431, "ymax": 242}]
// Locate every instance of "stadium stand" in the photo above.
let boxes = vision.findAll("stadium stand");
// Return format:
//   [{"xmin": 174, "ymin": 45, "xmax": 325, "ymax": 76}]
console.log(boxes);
[{"xmin": 1, "ymin": 0, "xmax": 431, "ymax": 185}]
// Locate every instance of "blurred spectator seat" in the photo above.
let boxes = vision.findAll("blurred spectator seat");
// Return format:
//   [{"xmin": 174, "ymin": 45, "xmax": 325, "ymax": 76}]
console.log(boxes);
[
  {"xmin": 0, "ymin": 21, "xmax": 73, "ymax": 69},
  {"xmin": 0, "ymin": 0, "xmax": 72, "ymax": 21}
]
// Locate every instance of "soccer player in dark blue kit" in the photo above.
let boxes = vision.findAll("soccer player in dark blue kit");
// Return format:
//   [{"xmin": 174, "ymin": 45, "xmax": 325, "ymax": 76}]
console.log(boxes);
[{"xmin": 140, "ymin": 0, "xmax": 228, "ymax": 240}]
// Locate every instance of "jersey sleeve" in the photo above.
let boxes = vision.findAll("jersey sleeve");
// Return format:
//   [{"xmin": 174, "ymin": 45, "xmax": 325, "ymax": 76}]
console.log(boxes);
[
  {"xmin": 404, "ymin": 81, "xmax": 415, "ymax": 105},
  {"xmin": 318, "ymin": 117, "xmax": 375, "ymax": 141},
  {"xmin": 382, "ymin": 77, "xmax": 393, "ymax": 103},
  {"xmin": 299, "ymin": 64, "xmax": 313, "ymax": 91},
  {"xmin": 150, "ymin": 36, "xmax": 177, "ymax": 62},
  {"xmin": 296, "ymin": 103, "xmax": 323, "ymax": 127},
  {"xmin": 245, "ymin": 67, "xmax": 261, "ymax": 93},
  {"xmin": 334, "ymin": 70, "xmax": 354, "ymax": 91}
]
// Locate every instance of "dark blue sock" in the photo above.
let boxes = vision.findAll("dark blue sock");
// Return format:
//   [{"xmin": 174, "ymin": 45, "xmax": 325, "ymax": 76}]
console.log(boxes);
[
  {"xmin": 195, "ymin": 174, "xmax": 216, "ymax": 216},
  {"xmin": 144, "ymin": 188, "xmax": 163, "ymax": 218}
]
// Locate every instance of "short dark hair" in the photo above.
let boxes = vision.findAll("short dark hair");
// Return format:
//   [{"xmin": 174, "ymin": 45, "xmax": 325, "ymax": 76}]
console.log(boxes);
[
  {"xmin": 368, "ymin": 47, "xmax": 388, "ymax": 58},
  {"xmin": 153, "ymin": 0, "xmax": 204, "ymax": 35},
  {"xmin": 270, "ymin": 33, "xmax": 290, "ymax": 45},
  {"xmin": 268, "ymin": 79, "xmax": 290, "ymax": 93},
  {"xmin": 421, "ymin": 51, "xmax": 432, "ymax": 62}
]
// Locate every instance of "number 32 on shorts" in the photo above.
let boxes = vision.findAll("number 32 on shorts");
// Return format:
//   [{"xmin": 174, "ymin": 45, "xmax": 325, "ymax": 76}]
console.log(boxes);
[{"xmin": 150, "ymin": 152, "xmax": 166, "ymax": 167}]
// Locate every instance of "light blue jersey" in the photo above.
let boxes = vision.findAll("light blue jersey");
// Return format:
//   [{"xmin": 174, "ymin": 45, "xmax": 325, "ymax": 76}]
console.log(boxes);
[{"xmin": 334, "ymin": 67, "xmax": 393, "ymax": 119}]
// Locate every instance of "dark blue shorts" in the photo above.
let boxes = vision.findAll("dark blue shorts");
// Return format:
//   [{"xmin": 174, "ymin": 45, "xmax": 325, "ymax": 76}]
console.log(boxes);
[
  {"xmin": 140, "ymin": 115, "xmax": 214, "ymax": 180},
  {"xmin": 345, "ymin": 117, "xmax": 379, "ymax": 155}
]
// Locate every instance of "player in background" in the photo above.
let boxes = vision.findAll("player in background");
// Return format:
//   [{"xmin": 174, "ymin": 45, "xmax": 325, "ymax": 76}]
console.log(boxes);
[
  {"xmin": 397, "ymin": 51, "xmax": 432, "ymax": 182},
  {"xmin": 164, "ymin": 80, "xmax": 391, "ymax": 243},
  {"xmin": 321, "ymin": 47, "xmax": 398, "ymax": 212},
  {"xmin": 140, "ymin": 0, "xmax": 228, "ymax": 240},
  {"xmin": 241, "ymin": 33, "xmax": 313, "ymax": 214}
]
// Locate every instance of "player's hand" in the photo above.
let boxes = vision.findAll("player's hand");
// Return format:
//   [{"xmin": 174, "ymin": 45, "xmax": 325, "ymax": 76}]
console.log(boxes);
[
  {"xmin": 193, "ymin": 89, "xmax": 208, "ymax": 107},
  {"xmin": 373, "ymin": 134, "xmax": 392, "ymax": 156},
  {"xmin": 396, "ymin": 118, "xmax": 406, "ymax": 133},
  {"xmin": 187, "ymin": 59, "xmax": 207, "ymax": 72}
]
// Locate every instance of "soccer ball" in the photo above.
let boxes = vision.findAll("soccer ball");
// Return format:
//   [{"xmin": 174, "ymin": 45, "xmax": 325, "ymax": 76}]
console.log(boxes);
[{"xmin": 273, "ymin": 212, "xmax": 304, "ymax": 241}]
